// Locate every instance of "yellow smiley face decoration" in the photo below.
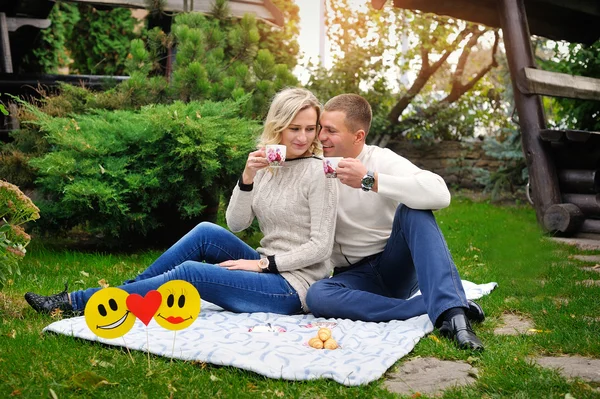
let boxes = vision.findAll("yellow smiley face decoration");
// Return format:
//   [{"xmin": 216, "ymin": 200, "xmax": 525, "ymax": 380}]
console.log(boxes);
[
  {"xmin": 154, "ymin": 280, "xmax": 201, "ymax": 331},
  {"xmin": 85, "ymin": 287, "xmax": 136, "ymax": 339}
]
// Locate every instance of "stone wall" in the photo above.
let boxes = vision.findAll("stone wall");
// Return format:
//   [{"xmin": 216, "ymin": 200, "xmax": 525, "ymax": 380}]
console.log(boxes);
[{"xmin": 386, "ymin": 140, "xmax": 505, "ymax": 189}]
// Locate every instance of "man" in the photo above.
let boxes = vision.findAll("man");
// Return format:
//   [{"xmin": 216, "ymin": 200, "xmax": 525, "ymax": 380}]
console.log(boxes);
[{"xmin": 306, "ymin": 93, "xmax": 484, "ymax": 350}]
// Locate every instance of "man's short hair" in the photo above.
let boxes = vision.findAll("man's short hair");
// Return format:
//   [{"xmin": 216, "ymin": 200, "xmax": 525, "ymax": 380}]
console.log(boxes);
[{"xmin": 323, "ymin": 94, "xmax": 372, "ymax": 135}]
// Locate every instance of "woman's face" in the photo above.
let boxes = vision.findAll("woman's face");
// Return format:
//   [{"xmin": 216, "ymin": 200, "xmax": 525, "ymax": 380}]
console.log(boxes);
[{"xmin": 280, "ymin": 107, "xmax": 318, "ymax": 159}]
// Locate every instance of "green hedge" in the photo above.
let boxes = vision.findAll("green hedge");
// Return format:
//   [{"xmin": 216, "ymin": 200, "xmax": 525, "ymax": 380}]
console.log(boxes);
[{"xmin": 24, "ymin": 98, "xmax": 259, "ymax": 247}]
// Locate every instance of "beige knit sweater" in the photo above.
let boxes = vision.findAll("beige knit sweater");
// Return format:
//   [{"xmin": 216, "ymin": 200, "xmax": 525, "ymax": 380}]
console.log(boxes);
[{"xmin": 226, "ymin": 156, "xmax": 338, "ymax": 312}]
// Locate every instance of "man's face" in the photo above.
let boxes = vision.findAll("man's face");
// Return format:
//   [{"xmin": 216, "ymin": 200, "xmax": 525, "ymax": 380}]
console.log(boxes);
[{"xmin": 319, "ymin": 110, "xmax": 359, "ymax": 158}]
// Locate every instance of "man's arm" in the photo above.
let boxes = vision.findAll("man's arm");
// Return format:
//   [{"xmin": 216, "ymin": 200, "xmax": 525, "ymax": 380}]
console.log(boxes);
[{"xmin": 336, "ymin": 148, "xmax": 450, "ymax": 210}]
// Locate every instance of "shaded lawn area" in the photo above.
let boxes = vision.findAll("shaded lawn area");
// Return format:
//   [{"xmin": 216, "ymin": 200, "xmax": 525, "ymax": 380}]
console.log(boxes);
[{"xmin": 1, "ymin": 197, "xmax": 599, "ymax": 398}]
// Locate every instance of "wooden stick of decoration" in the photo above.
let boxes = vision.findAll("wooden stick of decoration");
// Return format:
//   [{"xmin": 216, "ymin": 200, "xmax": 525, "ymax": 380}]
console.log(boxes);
[
  {"xmin": 84, "ymin": 287, "xmax": 138, "ymax": 363},
  {"xmin": 153, "ymin": 280, "xmax": 202, "ymax": 360},
  {"xmin": 126, "ymin": 290, "xmax": 163, "ymax": 370}
]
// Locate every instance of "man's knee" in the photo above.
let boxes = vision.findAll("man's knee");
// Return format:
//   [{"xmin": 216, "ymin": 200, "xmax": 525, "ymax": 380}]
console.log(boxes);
[{"xmin": 306, "ymin": 280, "xmax": 332, "ymax": 316}]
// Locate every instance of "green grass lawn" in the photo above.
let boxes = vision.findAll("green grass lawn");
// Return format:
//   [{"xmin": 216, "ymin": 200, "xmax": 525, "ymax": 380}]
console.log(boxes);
[{"xmin": 2, "ymin": 197, "xmax": 599, "ymax": 398}]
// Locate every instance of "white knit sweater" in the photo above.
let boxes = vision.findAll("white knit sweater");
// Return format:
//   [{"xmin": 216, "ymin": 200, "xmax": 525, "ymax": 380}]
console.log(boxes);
[
  {"xmin": 226, "ymin": 156, "xmax": 338, "ymax": 311},
  {"xmin": 332, "ymin": 145, "xmax": 451, "ymax": 268}
]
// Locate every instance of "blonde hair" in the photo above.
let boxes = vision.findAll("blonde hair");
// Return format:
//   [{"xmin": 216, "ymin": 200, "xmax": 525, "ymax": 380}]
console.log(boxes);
[
  {"xmin": 258, "ymin": 88, "xmax": 323, "ymax": 156},
  {"xmin": 323, "ymin": 93, "xmax": 372, "ymax": 136}
]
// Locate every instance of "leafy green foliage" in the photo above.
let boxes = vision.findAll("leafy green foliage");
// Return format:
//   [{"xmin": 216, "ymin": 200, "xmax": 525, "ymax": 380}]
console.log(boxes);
[
  {"xmin": 19, "ymin": 2, "xmax": 140, "ymax": 76},
  {"xmin": 19, "ymin": 2, "xmax": 80, "ymax": 73},
  {"xmin": 68, "ymin": 5, "xmax": 140, "ymax": 75},
  {"xmin": 22, "ymin": 99, "xmax": 259, "ymax": 245},
  {"xmin": 475, "ymin": 127, "xmax": 527, "ymax": 200},
  {"xmin": 540, "ymin": 40, "xmax": 600, "ymax": 132},
  {"xmin": 0, "ymin": 181, "xmax": 40, "ymax": 290}
]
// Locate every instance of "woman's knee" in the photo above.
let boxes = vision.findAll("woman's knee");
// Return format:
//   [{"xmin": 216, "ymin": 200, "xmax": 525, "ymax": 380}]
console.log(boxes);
[
  {"xmin": 191, "ymin": 221, "xmax": 219, "ymax": 236},
  {"xmin": 170, "ymin": 260, "xmax": 201, "ymax": 280}
]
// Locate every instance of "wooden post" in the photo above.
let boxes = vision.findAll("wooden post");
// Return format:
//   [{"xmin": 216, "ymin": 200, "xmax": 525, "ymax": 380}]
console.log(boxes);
[
  {"xmin": 543, "ymin": 203, "xmax": 584, "ymax": 234},
  {"xmin": 0, "ymin": 13, "xmax": 13, "ymax": 73},
  {"xmin": 497, "ymin": 0, "xmax": 562, "ymax": 230}
]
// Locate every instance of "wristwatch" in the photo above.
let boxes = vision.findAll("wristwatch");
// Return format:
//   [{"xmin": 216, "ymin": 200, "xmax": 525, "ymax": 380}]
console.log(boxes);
[
  {"xmin": 361, "ymin": 170, "xmax": 375, "ymax": 192},
  {"xmin": 257, "ymin": 258, "xmax": 269, "ymax": 272}
]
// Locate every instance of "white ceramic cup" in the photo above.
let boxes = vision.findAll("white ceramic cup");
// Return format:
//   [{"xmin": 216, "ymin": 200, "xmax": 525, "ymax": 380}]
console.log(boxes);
[
  {"xmin": 265, "ymin": 145, "xmax": 286, "ymax": 167},
  {"xmin": 323, "ymin": 157, "xmax": 343, "ymax": 178}
]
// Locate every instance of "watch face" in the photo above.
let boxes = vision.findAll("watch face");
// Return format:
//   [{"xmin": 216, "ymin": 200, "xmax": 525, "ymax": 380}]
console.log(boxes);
[
  {"xmin": 362, "ymin": 176, "xmax": 374, "ymax": 188},
  {"xmin": 259, "ymin": 258, "xmax": 269, "ymax": 270}
]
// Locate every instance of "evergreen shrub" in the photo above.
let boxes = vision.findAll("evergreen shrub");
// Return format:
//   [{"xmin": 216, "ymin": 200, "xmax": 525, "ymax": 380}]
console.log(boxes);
[{"xmin": 24, "ymin": 98, "xmax": 259, "ymax": 246}]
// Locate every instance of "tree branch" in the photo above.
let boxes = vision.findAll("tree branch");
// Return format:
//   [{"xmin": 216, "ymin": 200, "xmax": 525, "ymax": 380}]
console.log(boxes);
[
  {"xmin": 387, "ymin": 25, "xmax": 475, "ymax": 124},
  {"xmin": 442, "ymin": 29, "xmax": 500, "ymax": 104}
]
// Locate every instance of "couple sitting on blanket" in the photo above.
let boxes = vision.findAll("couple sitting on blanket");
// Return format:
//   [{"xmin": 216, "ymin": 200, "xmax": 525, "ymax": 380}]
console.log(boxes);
[{"xmin": 25, "ymin": 88, "xmax": 485, "ymax": 351}]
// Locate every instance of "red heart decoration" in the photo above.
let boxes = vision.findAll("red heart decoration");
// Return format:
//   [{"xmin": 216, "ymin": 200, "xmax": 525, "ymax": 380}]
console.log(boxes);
[{"xmin": 126, "ymin": 291, "xmax": 162, "ymax": 326}]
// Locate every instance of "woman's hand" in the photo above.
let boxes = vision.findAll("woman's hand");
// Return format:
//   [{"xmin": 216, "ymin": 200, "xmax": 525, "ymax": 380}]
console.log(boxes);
[
  {"xmin": 241, "ymin": 149, "xmax": 268, "ymax": 185},
  {"xmin": 219, "ymin": 259, "xmax": 261, "ymax": 272}
]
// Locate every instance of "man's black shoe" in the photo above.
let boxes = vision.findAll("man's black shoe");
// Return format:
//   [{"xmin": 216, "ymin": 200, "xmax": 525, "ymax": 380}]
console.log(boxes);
[
  {"xmin": 465, "ymin": 300, "xmax": 485, "ymax": 323},
  {"xmin": 24, "ymin": 283, "xmax": 75, "ymax": 315},
  {"xmin": 439, "ymin": 313, "xmax": 484, "ymax": 351}
]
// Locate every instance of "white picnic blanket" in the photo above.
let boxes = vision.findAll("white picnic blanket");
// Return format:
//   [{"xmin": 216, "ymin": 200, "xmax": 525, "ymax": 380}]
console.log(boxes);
[{"xmin": 43, "ymin": 280, "xmax": 497, "ymax": 386}]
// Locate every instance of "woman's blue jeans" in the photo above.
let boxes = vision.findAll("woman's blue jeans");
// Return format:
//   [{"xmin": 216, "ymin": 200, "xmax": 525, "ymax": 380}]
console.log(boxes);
[
  {"xmin": 306, "ymin": 205, "xmax": 468, "ymax": 325},
  {"xmin": 70, "ymin": 222, "xmax": 301, "ymax": 314}
]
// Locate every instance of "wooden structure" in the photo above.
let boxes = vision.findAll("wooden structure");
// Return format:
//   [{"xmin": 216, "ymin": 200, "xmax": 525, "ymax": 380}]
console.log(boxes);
[{"xmin": 374, "ymin": 0, "xmax": 600, "ymax": 236}]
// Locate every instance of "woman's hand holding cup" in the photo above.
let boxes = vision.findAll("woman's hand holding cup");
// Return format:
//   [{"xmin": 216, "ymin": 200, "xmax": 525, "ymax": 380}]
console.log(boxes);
[{"xmin": 242, "ymin": 149, "xmax": 268, "ymax": 184}]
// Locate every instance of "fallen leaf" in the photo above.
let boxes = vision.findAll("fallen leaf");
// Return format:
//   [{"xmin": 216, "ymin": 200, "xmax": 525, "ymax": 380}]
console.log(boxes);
[
  {"xmin": 98, "ymin": 361, "xmax": 114, "ymax": 368},
  {"xmin": 246, "ymin": 383, "xmax": 258, "ymax": 391},
  {"xmin": 50, "ymin": 308, "xmax": 64, "ymax": 319},
  {"xmin": 70, "ymin": 371, "xmax": 117, "ymax": 389},
  {"xmin": 97, "ymin": 279, "xmax": 109, "ymax": 289},
  {"xmin": 274, "ymin": 390, "xmax": 284, "ymax": 397},
  {"xmin": 466, "ymin": 356, "xmax": 479, "ymax": 364},
  {"xmin": 429, "ymin": 335, "xmax": 440, "ymax": 343},
  {"xmin": 6, "ymin": 330, "xmax": 16, "ymax": 339},
  {"xmin": 49, "ymin": 389, "xmax": 58, "ymax": 399},
  {"xmin": 9, "ymin": 389, "xmax": 21, "ymax": 396},
  {"xmin": 527, "ymin": 329, "xmax": 551, "ymax": 333},
  {"xmin": 209, "ymin": 375, "xmax": 221, "ymax": 382},
  {"xmin": 80, "ymin": 271, "xmax": 90, "ymax": 277},
  {"xmin": 167, "ymin": 382, "xmax": 177, "ymax": 393}
]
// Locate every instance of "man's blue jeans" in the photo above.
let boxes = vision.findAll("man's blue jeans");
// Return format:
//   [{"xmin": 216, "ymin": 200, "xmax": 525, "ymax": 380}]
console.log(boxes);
[
  {"xmin": 70, "ymin": 222, "xmax": 301, "ymax": 314},
  {"xmin": 306, "ymin": 205, "xmax": 468, "ymax": 325}
]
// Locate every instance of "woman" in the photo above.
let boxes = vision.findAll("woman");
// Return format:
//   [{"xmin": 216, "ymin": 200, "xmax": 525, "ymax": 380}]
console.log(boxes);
[{"xmin": 25, "ymin": 87, "xmax": 337, "ymax": 316}]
